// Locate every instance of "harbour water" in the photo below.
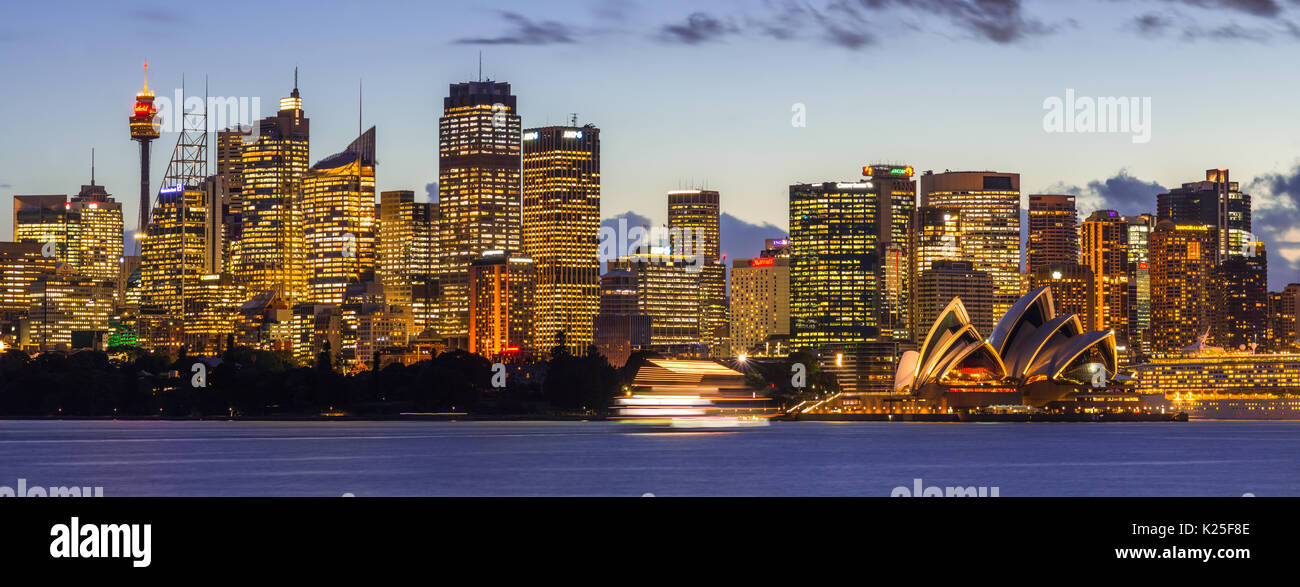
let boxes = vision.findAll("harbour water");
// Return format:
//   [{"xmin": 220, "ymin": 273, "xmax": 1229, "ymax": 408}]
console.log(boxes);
[{"xmin": 0, "ymin": 420, "xmax": 1295, "ymax": 496}]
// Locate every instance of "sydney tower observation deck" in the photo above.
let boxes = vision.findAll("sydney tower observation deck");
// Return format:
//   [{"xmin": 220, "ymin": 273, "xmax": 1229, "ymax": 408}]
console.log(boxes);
[{"xmin": 128, "ymin": 62, "xmax": 160, "ymax": 247}]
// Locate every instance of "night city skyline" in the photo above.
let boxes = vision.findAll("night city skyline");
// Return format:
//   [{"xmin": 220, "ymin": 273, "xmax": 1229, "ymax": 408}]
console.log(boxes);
[{"xmin": 6, "ymin": 0, "xmax": 1300, "ymax": 289}]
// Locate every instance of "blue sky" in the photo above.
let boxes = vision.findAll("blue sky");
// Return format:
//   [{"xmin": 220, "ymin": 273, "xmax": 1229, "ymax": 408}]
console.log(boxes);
[{"xmin": 4, "ymin": 0, "xmax": 1300, "ymax": 287}]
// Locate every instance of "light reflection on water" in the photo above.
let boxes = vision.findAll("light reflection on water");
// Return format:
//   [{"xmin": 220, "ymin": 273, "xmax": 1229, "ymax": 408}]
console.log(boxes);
[{"xmin": 0, "ymin": 420, "xmax": 1295, "ymax": 497}]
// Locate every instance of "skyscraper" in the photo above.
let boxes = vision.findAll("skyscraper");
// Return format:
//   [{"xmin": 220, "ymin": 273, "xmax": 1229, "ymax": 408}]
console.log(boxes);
[
  {"xmin": 1081, "ymin": 210, "xmax": 1129, "ymax": 334},
  {"xmin": 303, "ymin": 128, "xmax": 377, "ymax": 304},
  {"xmin": 863, "ymin": 165, "xmax": 916, "ymax": 342},
  {"xmin": 69, "ymin": 181, "xmax": 124, "ymax": 287},
  {"xmin": 1027, "ymin": 194, "xmax": 1079, "ymax": 273},
  {"xmin": 377, "ymin": 190, "xmax": 437, "ymax": 331},
  {"xmin": 1212, "ymin": 242, "xmax": 1267, "ymax": 350},
  {"xmin": 237, "ymin": 80, "xmax": 310, "ymax": 301},
  {"xmin": 436, "ymin": 81, "xmax": 521, "ymax": 349},
  {"xmin": 1158, "ymin": 168, "xmax": 1252, "ymax": 262},
  {"xmin": 919, "ymin": 171, "xmax": 1021, "ymax": 317},
  {"xmin": 1124, "ymin": 214, "xmax": 1156, "ymax": 356},
  {"xmin": 1149, "ymin": 222, "xmax": 1216, "ymax": 351},
  {"xmin": 666, "ymin": 188, "xmax": 726, "ymax": 354},
  {"xmin": 789, "ymin": 180, "xmax": 901, "ymax": 349},
  {"xmin": 139, "ymin": 185, "xmax": 211, "ymax": 350},
  {"xmin": 522, "ymin": 124, "xmax": 600, "ymax": 354}
]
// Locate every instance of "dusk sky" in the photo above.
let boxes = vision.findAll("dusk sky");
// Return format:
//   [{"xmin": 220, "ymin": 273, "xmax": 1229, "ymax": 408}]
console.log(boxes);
[{"xmin": 4, "ymin": 0, "xmax": 1300, "ymax": 287}]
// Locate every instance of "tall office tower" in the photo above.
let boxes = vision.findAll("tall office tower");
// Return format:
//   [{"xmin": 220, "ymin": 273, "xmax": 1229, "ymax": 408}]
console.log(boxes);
[
  {"xmin": 665, "ymin": 189, "xmax": 727, "ymax": 354},
  {"xmin": 606, "ymin": 256, "xmax": 702, "ymax": 349},
  {"xmin": 916, "ymin": 260, "xmax": 995, "ymax": 336},
  {"xmin": 915, "ymin": 206, "xmax": 961, "ymax": 274},
  {"xmin": 522, "ymin": 124, "xmax": 601, "ymax": 354},
  {"xmin": 1158, "ymin": 168, "xmax": 1252, "ymax": 262},
  {"xmin": 215, "ymin": 129, "xmax": 246, "ymax": 191},
  {"xmin": 13, "ymin": 195, "xmax": 71, "ymax": 262},
  {"xmin": 1149, "ymin": 222, "xmax": 1217, "ymax": 352},
  {"xmin": 377, "ymin": 190, "xmax": 437, "ymax": 323},
  {"xmin": 303, "ymin": 128, "xmax": 377, "ymax": 304},
  {"xmin": 1212, "ymin": 242, "xmax": 1267, "ymax": 349},
  {"xmin": 1269, "ymin": 284, "xmax": 1300, "ymax": 351},
  {"xmin": 138, "ymin": 185, "xmax": 211, "ymax": 350},
  {"xmin": 467, "ymin": 251, "xmax": 535, "ymax": 357},
  {"xmin": 729, "ymin": 240, "xmax": 791, "ymax": 357},
  {"xmin": 919, "ymin": 170, "xmax": 1021, "ymax": 317},
  {"xmin": 436, "ymin": 80, "xmax": 521, "ymax": 349},
  {"xmin": 1029, "ymin": 263, "xmax": 1095, "ymax": 330},
  {"xmin": 68, "ymin": 181, "xmax": 124, "ymax": 286},
  {"xmin": 1027, "ymin": 194, "xmax": 1079, "ymax": 273},
  {"xmin": 1124, "ymin": 214, "xmax": 1156, "ymax": 356},
  {"xmin": 667, "ymin": 189, "xmax": 721, "ymax": 261},
  {"xmin": 1081, "ymin": 210, "xmax": 1129, "ymax": 334},
  {"xmin": 28, "ymin": 275, "xmax": 113, "ymax": 351},
  {"xmin": 863, "ymin": 165, "xmax": 917, "ymax": 342},
  {"xmin": 237, "ymin": 79, "xmax": 310, "ymax": 301},
  {"xmin": 592, "ymin": 270, "xmax": 652, "ymax": 367},
  {"xmin": 789, "ymin": 180, "xmax": 887, "ymax": 351}
]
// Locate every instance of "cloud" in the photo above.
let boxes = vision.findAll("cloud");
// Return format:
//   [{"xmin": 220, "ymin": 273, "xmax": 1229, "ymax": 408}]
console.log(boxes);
[
  {"xmin": 1041, "ymin": 170, "xmax": 1167, "ymax": 217},
  {"xmin": 127, "ymin": 7, "xmax": 186, "ymax": 24},
  {"xmin": 454, "ymin": 11, "xmax": 576, "ymax": 45},
  {"xmin": 1181, "ymin": 22, "xmax": 1274, "ymax": 40},
  {"xmin": 424, "ymin": 181, "xmax": 438, "ymax": 203},
  {"xmin": 720, "ymin": 213, "xmax": 787, "ymax": 263},
  {"xmin": 1162, "ymin": 0, "xmax": 1286, "ymax": 18},
  {"xmin": 1133, "ymin": 12, "xmax": 1175, "ymax": 35},
  {"xmin": 1248, "ymin": 166, "xmax": 1300, "ymax": 287},
  {"xmin": 600, "ymin": 211, "xmax": 654, "ymax": 272},
  {"xmin": 658, "ymin": 12, "xmax": 739, "ymax": 44}
]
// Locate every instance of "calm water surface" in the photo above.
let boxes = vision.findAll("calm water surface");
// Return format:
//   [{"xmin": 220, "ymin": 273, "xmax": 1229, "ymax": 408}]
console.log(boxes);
[{"xmin": 0, "ymin": 420, "xmax": 1296, "ymax": 496}]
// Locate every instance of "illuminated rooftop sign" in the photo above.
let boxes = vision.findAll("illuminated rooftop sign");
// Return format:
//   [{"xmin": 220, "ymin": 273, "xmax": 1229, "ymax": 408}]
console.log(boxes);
[{"xmin": 750, "ymin": 258, "xmax": 775, "ymax": 267}]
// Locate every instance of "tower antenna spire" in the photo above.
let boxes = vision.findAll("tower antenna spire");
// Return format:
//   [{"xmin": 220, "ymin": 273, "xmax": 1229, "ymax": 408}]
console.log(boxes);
[
  {"xmin": 478, "ymin": 51, "xmax": 482, "ymax": 82},
  {"xmin": 90, "ymin": 148, "xmax": 95, "ymax": 185}
]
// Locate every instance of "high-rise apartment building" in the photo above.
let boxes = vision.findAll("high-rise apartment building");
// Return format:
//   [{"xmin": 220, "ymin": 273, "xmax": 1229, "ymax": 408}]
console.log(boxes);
[
  {"xmin": 1081, "ymin": 210, "xmax": 1129, "ymax": 334},
  {"xmin": 916, "ymin": 260, "xmax": 995, "ymax": 336},
  {"xmin": 1149, "ymin": 222, "xmax": 1217, "ymax": 352},
  {"xmin": 1212, "ymin": 243, "xmax": 1267, "ymax": 350}
]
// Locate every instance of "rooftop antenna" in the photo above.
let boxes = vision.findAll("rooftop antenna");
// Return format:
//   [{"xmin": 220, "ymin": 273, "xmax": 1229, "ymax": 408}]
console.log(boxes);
[
  {"xmin": 478, "ymin": 51, "xmax": 482, "ymax": 82},
  {"xmin": 90, "ymin": 148, "xmax": 95, "ymax": 186},
  {"xmin": 570, "ymin": 113, "xmax": 578, "ymax": 126}
]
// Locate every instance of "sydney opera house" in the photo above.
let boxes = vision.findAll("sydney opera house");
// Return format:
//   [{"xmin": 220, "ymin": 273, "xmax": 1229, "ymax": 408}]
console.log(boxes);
[{"xmin": 894, "ymin": 287, "xmax": 1119, "ymax": 409}]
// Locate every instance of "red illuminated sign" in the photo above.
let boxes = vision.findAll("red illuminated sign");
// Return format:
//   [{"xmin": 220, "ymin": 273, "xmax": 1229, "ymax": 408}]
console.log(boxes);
[{"xmin": 750, "ymin": 258, "xmax": 775, "ymax": 267}]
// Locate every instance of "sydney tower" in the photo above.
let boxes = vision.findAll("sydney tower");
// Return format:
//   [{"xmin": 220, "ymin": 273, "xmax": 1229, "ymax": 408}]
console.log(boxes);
[{"xmin": 128, "ymin": 62, "xmax": 160, "ymax": 249}]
